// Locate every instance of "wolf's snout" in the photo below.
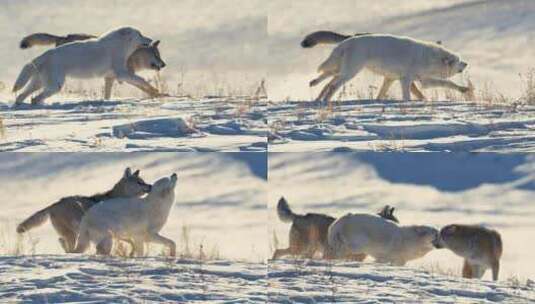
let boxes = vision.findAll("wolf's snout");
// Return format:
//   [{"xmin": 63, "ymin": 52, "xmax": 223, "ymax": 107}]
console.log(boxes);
[
  {"xmin": 458, "ymin": 62, "xmax": 468, "ymax": 73},
  {"xmin": 432, "ymin": 235, "xmax": 444, "ymax": 249}
]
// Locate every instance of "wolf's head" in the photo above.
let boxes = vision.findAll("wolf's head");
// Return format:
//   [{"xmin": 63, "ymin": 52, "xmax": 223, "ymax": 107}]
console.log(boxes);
[
  {"xmin": 433, "ymin": 224, "xmax": 479, "ymax": 252},
  {"xmin": 149, "ymin": 173, "xmax": 178, "ymax": 199},
  {"xmin": 439, "ymin": 51, "xmax": 468, "ymax": 78},
  {"xmin": 134, "ymin": 40, "xmax": 166, "ymax": 71},
  {"xmin": 114, "ymin": 167, "xmax": 152, "ymax": 197},
  {"xmin": 408, "ymin": 225, "xmax": 440, "ymax": 254}
]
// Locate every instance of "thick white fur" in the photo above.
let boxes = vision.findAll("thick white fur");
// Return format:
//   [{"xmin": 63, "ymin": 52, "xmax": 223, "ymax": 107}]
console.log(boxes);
[
  {"xmin": 13, "ymin": 26, "xmax": 153, "ymax": 105},
  {"xmin": 327, "ymin": 213, "xmax": 438, "ymax": 265},
  {"xmin": 313, "ymin": 34, "xmax": 468, "ymax": 102},
  {"xmin": 74, "ymin": 173, "xmax": 177, "ymax": 256}
]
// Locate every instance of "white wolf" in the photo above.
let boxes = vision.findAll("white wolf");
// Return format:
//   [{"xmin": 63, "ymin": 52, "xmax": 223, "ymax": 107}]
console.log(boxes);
[
  {"xmin": 12, "ymin": 26, "xmax": 154, "ymax": 105},
  {"xmin": 312, "ymin": 34, "xmax": 469, "ymax": 103},
  {"xmin": 326, "ymin": 213, "xmax": 438, "ymax": 265},
  {"xmin": 74, "ymin": 173, "xmax": 177, "ymax": 257}
]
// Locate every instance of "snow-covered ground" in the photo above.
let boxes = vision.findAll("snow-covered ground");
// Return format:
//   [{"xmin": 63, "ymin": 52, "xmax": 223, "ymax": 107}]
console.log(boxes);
[
  {"xmin": 0, "ymin": 96, "xmax": 267, "ymax": 152},
  {"xmin": 268, "ymin": 100, "xmax": 535, "ymax": 152},
  {"xmin": 268, "ymin": 153, "xmax": 535, "ymax": 302},
  {"xmin": 0, "ymin": 0, "xmax": 267, "ymax": 152},
  {"xmin": 0, "ymin": 255, "xmax": 266, "ymax": 303},
  {"xmin": 267, "ymin": 0, "xmax": 535, "ymax": 152},
  {"xmin": 268, "ymin": 260, "xmax": 534, "ymax": 303}
]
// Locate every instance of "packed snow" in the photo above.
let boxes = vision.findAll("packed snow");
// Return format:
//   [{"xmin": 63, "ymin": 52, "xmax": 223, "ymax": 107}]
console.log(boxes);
[
  {"xmin": 0, "ymin": 96, "xmax": 267, "ymax": 152},
  {"xmin": 0, "ymin": 255, "xmax": 266, "ymax": 303}
]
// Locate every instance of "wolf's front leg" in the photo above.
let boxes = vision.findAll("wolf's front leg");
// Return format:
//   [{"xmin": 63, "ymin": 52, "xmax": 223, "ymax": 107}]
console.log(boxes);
[
  {"xmin": 419, "ymin": 78, "xmax": 470, "ymax": 94},
  {"xmin": 148, "ymin": 233, "xmax": 176, "ymax": 257},
  {"xmin": 310, "ymin": 71, "xmax": 334, "ymax": 87},
  {"xmin": 116, "ymin": 73, "xmax": 161, "ymax": 98},
  {"xmin": 400, "ymin": 77, "xmax": 413, "ymax": 102}
]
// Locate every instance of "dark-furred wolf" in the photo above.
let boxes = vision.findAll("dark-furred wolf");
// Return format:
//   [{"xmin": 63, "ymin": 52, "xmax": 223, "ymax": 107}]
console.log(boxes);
[{"xmin": 17, "ymin": 168, "xmax": 151, "ymax": 253}]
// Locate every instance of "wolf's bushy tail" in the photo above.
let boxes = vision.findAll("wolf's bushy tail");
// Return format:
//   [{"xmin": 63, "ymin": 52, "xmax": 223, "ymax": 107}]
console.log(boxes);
[
  {"xmin": 277, "ymin": 197, "xmax": 298, "ymax": 223},
  {"xmin": 17, "ymin": 206, "xmax": 50, "ymax": 233},
  {"xmin": 19, "ymin": 33, "xmax": 61, "ymax": 49},
  {"xmin": 12, "ymin": 64, "xmax": 35, "ymax": 92},
  {"xmin": 301, "ymin": 31, "xmax": 351, "ymax": 48},
  {"xmin": 301, "ymin": 31, "xmax": 371, "ymax": 48}
]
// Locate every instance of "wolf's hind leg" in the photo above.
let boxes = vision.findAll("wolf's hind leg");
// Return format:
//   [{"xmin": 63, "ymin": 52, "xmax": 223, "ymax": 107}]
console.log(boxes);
[
  {"xmin": 410, "ymin": 83, "xmax": 426, "ymax": 100},
  {"xmin": 376, "ymin": 77, "xmax": 394, "ymax": 100},
  {"xmin": 31, "ymin": 74, "xmax": 64, "ymax": 105},
  {"xmin": 96, "ymin": 237, "xmax": 113, "ymax": 255},
  {"xmin": 15, "ymin": 77, "xmax": 42, "ymax": 105}
]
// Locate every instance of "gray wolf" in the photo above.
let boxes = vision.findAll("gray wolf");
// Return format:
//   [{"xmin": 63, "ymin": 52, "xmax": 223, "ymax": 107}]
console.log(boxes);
[
  {"xmin": 326, "ymin": 212, "xmax": 438, "ymax": 265},
  {"xmin": 272, "ymin": 197, "xmax": 399, "ymax": 260},
  {"xmin": 74, "ymin": 173, "xmax": 177, "ymax": 257},
  {"xmin": 16, "ymin": 168, "xmax": 151, "ymax": 253},
  {"xmin": 19, "ymin": 32, "xmax": 166, "ymax": 100},
  {"xmin": 312, "ymin": 34, "xmax": 470, "ymax": 104},
  {"xmin": 433, "ymin": 224, "xmax": 502, "ymax": 281},
  {"xmin": 12, "ymin": 26, "xmax": 155, "ymax": 105}
]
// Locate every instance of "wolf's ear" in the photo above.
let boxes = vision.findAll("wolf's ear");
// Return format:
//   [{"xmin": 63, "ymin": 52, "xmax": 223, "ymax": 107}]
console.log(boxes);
[
  {"xmin": 414, "ymin": 226, "xmax": 431, "ymax": 236},
  {"xmin": 444, "ymin": 225, "xmax": 457, "ymax": 235},
  {"xmin": 119, "ymin": 28, "xmax": 130, "ymax": 36},
  {"xmin": 152, "ymin": 40, "xmax": 160, "ymax": 48},
  {"xmin": 389, "ymin": 207, "xmax": 395, "ymax": 216},
  {"xmin": 442, "ymin": 56, "xmax": 453, "ymax": 66},
  {"xmin": 133, "ymin": 170, "xmax": 140, "ymax": 177},
  {"xmin": 124, "ymin": 167, "xmax": 132, "ymax": 177}
]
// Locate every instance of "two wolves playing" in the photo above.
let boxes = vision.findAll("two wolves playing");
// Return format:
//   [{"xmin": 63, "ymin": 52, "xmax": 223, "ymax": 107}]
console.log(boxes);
[
  {"xmin": 13, "ymin": 27, "xmax": 166, "ymax": 106},
  {"xmin": 17, "ymin": 168, "xmax": 178, "ymax": 257}
]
